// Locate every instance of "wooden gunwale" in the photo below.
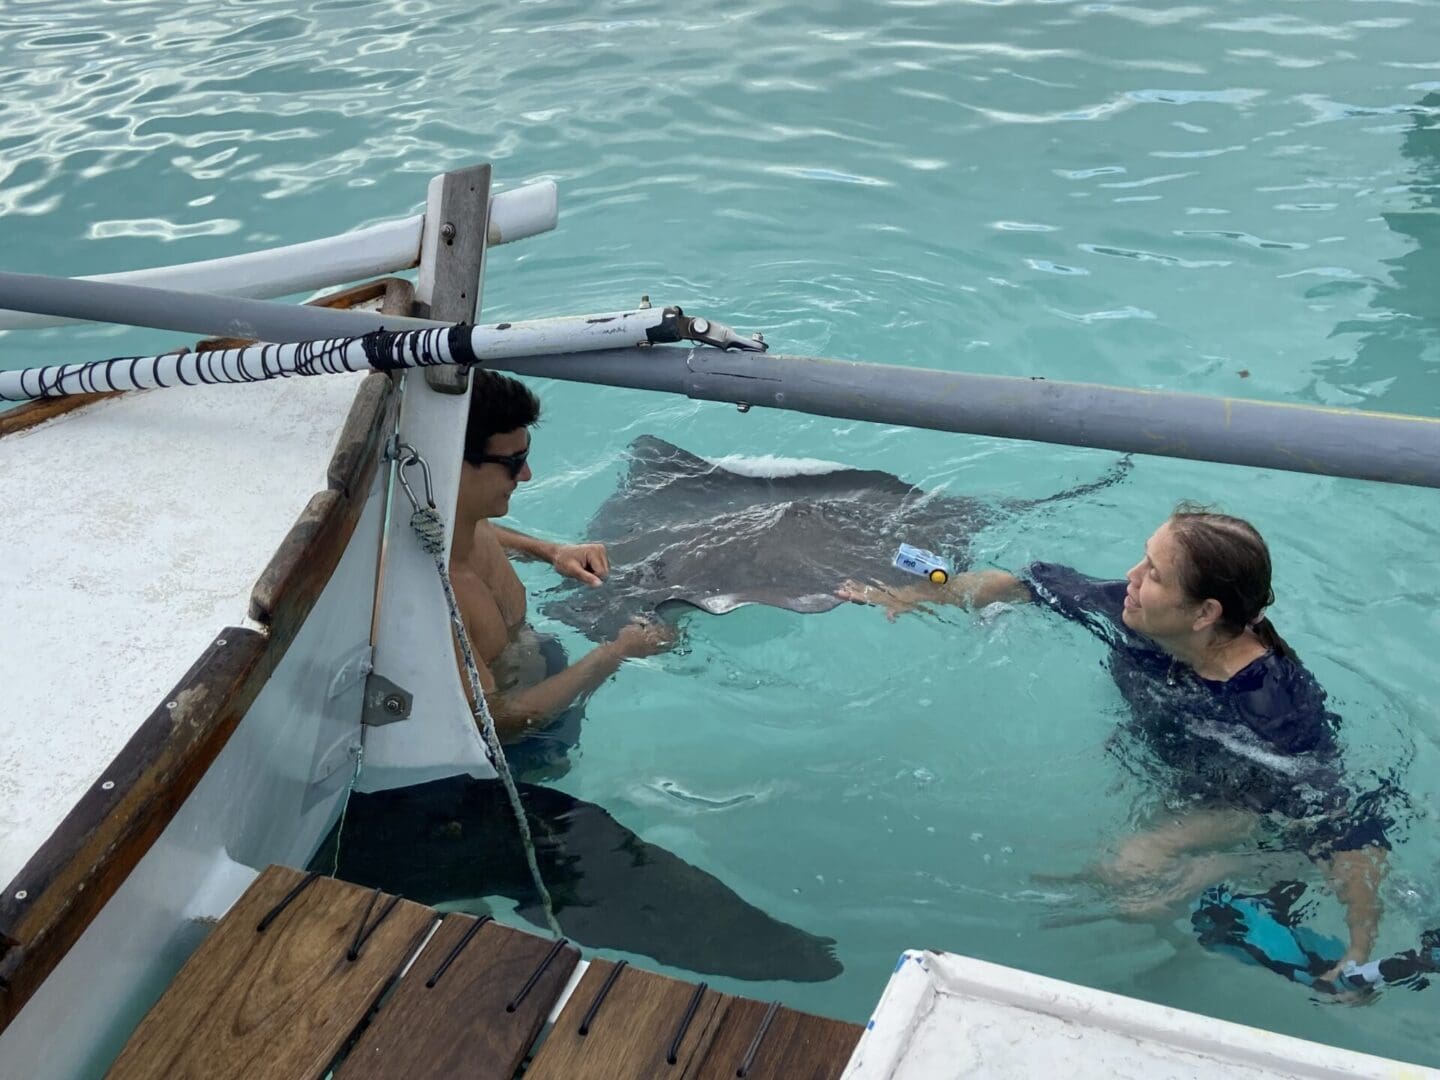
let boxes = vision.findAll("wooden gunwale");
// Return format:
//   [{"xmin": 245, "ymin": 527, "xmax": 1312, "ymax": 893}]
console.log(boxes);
[{"xmin": 0, "ymin": 277, "xmax": 411, "ymax": 1033}]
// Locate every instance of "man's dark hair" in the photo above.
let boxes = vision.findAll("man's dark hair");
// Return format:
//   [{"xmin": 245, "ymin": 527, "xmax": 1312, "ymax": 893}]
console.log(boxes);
[{"xmin": 463, "ymin": 370, "xmax": 541, "ymax": 464}]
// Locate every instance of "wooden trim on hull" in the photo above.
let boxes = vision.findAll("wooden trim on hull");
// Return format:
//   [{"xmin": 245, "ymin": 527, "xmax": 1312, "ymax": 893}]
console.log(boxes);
[
  {"xmin": 0, "ymin": 391, "xmax": 123, "ymax": 438},
  {"xmin": 0, "ymin": 279, "xmax": 411, "ymax": 1033},
  {"xmin": 0, "ymin": 628, "xmax": 270, "ymax": 1028}
]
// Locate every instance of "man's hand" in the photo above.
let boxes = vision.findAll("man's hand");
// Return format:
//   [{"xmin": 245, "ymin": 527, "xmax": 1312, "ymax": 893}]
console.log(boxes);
[
  {"xmin": 608, "ymin": 617, "xmax": 677, "ymax": 659},
  {"xmin": 551, "ymin": 542, "xmax": 609, "ymax": 587},
  {"xmin": 836, "ymin": 579, "xmax": 917, "ymax": 622}
]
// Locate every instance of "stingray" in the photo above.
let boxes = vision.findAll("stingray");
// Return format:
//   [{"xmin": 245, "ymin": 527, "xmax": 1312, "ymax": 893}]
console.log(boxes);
[
  {"xmin": 543, "ymin": 435, "xmax": 1130, "ymax": 642},
  {"xmin": 313, "ymin": 774, "xmax": 842, "ymax": 983}
]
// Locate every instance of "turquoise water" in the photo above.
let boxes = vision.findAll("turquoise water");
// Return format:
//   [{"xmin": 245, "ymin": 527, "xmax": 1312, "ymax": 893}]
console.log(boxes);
[{"xmin": 5, "ymin": 0, "xmax": 1440, "ymax": 1065}]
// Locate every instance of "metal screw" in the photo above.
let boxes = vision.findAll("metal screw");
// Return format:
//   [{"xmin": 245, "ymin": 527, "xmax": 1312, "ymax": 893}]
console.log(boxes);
[
  {"xmin": 440, "ymin": 222, "xmax": 456, "ymax": 244},
  {"xmin": 736, "ymin": 402, "xmax": 752, "ymax": 413},
  {"xmin": 14, "ymin": 891, "xmax": 26, "ymax": 901},
  {"xmin": 166, "ymin": 701, "xmax": 177, "ymax": 710},
  {"xmin": 383, "ymin": 695, "xmax": 405, "ymax": 716},
  {"xmin": 101, "ymin": 780, "xmax": 114, "ymax": 791},
  {"xmin": 216, "ymin": 638, "xmax": 227, "ymax": 647}
]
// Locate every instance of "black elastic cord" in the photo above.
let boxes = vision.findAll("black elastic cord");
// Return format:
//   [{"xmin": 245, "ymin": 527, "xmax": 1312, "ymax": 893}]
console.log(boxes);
[
  {"xmin": 577, "ymin": 960, "xmax": 627, "ymax": 1036},
  {"xmin": 506, "ymin": 938, "xmax": 569, "ymax": 1013},
  {"xmin": 348, "ymin": 888, "xmax": 403, "ymax": 961},
  {"xmin": 256, "ymin": 871, "xmax": 321, "ymax": 932},
  {"xmin": 736, "ymin": 1001, "xmax": 781, "ymax": 1077},
  {"xmin": 666, "ymin": 982, "xmax": 708, "ymax": 1066},
  {"xmin": 426, "ymin": 915, "xmax": 493, "ymax": 989},
  {"xmin": 447, "ymin": 323, "xmax": 478, "ymax": 367}
]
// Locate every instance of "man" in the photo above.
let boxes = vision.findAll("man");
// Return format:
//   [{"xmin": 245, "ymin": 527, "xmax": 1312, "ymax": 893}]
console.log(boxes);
[{"xmin": 449, "ymin": 369, "xmax": 672, "ymax": 747}]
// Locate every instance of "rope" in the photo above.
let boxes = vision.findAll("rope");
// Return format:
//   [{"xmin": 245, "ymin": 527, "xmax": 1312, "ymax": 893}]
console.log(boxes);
[
  {"xmin": 409, "ymin": 504, "xmax": 562, "ymax": 937},
  {"xmin": 328, "ymin": 739, "xmax": 365, "ymax": 878}
]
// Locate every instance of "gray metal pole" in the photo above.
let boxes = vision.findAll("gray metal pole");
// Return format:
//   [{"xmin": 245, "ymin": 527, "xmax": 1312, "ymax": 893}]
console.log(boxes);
[
  {"xmin": 495, "ymin": 347, "xmax": 1440, "ymax": 490},
  {"xmin": 2, "ymin": 269, "xmax": 1437, "ymax": 488},
  {"xmin": 0, "ymin": 270, "xmax": 441, "ymax": 340}
]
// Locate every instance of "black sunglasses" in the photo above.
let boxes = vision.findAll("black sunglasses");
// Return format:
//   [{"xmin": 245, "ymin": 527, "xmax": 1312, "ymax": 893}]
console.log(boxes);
[{"xmin": 473, "ymin": 444, "xmax": 530, "ymax": 479}]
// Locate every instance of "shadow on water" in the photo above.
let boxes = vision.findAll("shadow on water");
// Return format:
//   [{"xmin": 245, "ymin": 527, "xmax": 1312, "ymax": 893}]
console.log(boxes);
[
  {"xmin": 311, "ymin": 774, "xmax": 844, "ymax": 984},
  {"xmin": 1320, "ymin": 93, "xmax": 1440, "ymax": 415}
]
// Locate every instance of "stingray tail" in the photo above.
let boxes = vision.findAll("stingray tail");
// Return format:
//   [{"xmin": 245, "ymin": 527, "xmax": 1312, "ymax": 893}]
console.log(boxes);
[{"xmin": 1005, "ymin": 454, "xmax": 1133, "ymax": 512}]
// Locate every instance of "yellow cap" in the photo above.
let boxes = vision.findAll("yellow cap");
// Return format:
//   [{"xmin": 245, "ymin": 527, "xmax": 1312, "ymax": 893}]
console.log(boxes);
[{"xmin": 929, "ymin": 568, "xmax": 949, "ymax": 585}]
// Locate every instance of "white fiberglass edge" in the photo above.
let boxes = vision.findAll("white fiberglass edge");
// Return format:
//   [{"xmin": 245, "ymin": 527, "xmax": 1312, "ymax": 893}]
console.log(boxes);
[
  {"xmin": 0, "ymin": 475, "xmax": 386, "ymax": 1079},
  {"xmin": 360, "ymin": 369, "xmax": 496, "ymax": 791},
  {"xmin": 0, "ymin": 181, "xmax": 557, "ymax": 332},
  {"xmin": 0, "ymin": 373, "xmax": 365, "ymax": 890},
  {"xmin": 842, "ymin": 951, "xmax": 1438, "ymax": 1079}
]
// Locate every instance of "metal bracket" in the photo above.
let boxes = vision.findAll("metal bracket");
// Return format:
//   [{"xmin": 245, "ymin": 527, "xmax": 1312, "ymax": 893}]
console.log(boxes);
[{"xmin": 362, "ymin": 672, "xmax": 413, "ymax": 726}]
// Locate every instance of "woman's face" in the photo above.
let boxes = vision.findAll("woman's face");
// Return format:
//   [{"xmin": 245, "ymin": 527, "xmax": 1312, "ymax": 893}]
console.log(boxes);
[{"xmin": 1122, "ymin": 522, "xmax": 1208, "ymax": 640}]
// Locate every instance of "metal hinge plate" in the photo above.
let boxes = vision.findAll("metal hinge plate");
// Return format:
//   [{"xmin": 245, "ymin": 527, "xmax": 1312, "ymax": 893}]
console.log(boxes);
[{"xmin": 362, "ymin": 672, "xmax": 413, "ymax": 726}]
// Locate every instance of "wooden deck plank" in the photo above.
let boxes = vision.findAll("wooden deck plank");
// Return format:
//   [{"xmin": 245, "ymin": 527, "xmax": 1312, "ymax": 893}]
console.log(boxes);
[
  {"xmin": 106, "ymin": 866, "xmax": 434, "ymax": 1080},
  {"xmin": 334, "ymin": 915, "xmax": 578, "ymax": 1080},
  {"xmin": 686, "ymin": 997, "xmax": 862, "ymax": 1080},
  {"xmin": 525, "ymin": 959, "xmax": 730, "ymax": 1080}
]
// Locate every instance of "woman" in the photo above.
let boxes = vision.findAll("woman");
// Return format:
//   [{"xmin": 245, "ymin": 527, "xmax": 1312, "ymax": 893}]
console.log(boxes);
[{"xmin": 838, "ymin": 503, "xmax": 1390, "ymax": 981}]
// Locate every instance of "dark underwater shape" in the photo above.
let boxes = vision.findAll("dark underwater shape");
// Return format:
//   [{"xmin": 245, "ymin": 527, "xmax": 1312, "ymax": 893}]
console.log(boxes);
[
  {"xmin": 318, "ymin": 774, "xmax": 843, "ymax": 984},
  {"xmin": 543, "ymin": 435, "xmax": 1129, "ymax": 642}
]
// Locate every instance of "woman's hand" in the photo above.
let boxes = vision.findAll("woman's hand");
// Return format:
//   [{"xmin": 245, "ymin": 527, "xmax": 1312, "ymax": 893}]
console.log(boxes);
[
  {"xmin": 551, "ymin": 542, "xmax": 609, "ymax": 587},
  {"xmin": 836, "ymin": 579, "xmax": 919, "ymax": 621}
]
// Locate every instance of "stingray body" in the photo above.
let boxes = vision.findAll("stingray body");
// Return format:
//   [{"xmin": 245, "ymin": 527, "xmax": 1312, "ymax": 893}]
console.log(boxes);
[
  {"xmin": 543, "ymin": 435, "xmax": 1001, "ymax": 641},
  {"xmin": 316, "ymin": 775, "xmax": 843, "ymax": 983}
]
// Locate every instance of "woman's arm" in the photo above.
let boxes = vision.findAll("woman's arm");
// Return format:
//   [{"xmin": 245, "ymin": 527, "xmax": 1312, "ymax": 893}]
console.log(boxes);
[
  {"xmin": 836, "ymin": 569, "xmax": 1032, "ymax": 619},
  {"xmin": 1323, "ymin": 846, "xmax": 1387, "ymax": 975}
]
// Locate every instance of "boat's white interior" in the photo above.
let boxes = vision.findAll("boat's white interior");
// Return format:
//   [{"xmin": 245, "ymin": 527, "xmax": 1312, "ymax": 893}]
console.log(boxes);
[{"xmin": 0, "ymin": 373, "xmax": 365, "ymax": 888}]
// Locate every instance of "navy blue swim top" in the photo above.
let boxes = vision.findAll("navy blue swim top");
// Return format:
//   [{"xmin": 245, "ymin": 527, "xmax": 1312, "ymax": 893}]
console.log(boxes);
[{"xmin": 1024, "ymin": 562, "xmax": 1388, "ymax": 857}]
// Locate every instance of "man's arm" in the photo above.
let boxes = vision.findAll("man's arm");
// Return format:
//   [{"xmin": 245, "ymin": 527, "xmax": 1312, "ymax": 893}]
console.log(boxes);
[
  {"xmin": 492, "ymin": 524, "xmax": 609, "ymax": 587},
  {"xmin": 836, "ymin": 570, "xmax": 1032, "ymax": 620},
  {"xmin": 488, "ymin": 621, "xmax": 672, "ymax": 741}
]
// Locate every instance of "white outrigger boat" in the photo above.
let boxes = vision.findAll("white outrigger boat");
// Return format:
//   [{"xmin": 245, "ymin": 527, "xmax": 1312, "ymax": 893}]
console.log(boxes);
[{"xmin": 1, "ymin": 163, "xmax": 1437, "ymax": 1078}]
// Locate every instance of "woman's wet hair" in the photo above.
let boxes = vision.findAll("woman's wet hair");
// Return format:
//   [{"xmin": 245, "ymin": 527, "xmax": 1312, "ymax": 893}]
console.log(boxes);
[
  {"xmin": 1166, "ymin": 501, "xmax": 1293, "ymax": 659},
  {"xmin": 463, "ymin": 370, "xmax": 541, "ymax": 465}
]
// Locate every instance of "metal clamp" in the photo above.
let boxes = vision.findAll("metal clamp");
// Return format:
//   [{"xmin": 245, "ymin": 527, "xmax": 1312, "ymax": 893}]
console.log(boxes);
[{"xmin": 648, "ymin": 307, "xmax": 769, "ymax": 353}]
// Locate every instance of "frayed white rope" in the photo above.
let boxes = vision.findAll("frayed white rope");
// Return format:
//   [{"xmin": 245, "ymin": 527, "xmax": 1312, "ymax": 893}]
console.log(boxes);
[{"xmin": 410, "ymin": 505, "xmax": 562, "ymax": 937}]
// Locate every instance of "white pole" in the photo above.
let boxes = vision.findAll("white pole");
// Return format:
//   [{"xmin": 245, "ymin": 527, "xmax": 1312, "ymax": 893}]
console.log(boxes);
[
  {"xmin": 0, "ymin": 309, "xmax": 683, "ymax": 401},
  {"xmin": 0, "ymin": 181, "xmax": 558, "ymax": 332}
]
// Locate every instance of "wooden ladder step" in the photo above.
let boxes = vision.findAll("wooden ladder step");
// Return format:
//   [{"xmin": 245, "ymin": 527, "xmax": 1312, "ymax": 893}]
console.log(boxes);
[
  {"xmin": 106, "ymin": 866, "xmax": 435, "ymax": 1080},
  {"xmin": 334, "ymin": 914, "xmax": 579, "ymax": 1079}
]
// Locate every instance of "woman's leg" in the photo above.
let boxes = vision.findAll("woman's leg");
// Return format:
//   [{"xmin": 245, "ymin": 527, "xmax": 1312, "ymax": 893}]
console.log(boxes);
[{"xmin": 1098, "ymin": 807, "xmax": 1259, "ymax": 917}]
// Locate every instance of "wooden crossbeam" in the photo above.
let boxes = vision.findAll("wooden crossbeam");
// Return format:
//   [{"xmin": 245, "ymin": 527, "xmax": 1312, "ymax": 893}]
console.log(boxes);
[
  {"xmin": 106, "ymin": 866, "xmax": 434, "ymax": 1079},
  {"xmin": 689, "ymin": 995, "xmax": 862, "ymax": 1079},
  {"xmin": 335, "ymin": 914, "xmax": 579, "ymax": 1080},
  {"xmin": 528, "ymin": 959, "xmax": 862, "ymax": 1080},
  {"xmin": 524, "ymin": 959, "xmax": 730, "ymax": 1079},
  {"xmin": 107, "ymin": 866, "xmax": 861, "ymax": 1080}
]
